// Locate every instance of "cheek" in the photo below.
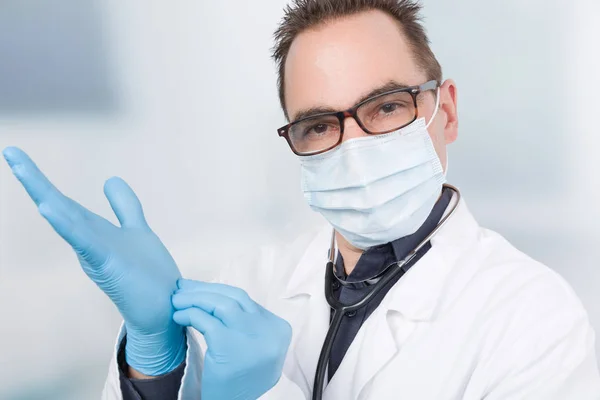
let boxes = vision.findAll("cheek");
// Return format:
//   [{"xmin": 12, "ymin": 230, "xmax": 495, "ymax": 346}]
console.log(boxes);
[{"xmin": 427, "ymin": 123, "xmax": 448, "ymax": 167}]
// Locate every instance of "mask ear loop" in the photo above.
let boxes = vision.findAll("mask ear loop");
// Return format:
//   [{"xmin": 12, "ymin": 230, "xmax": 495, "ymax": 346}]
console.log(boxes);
[
  {"xmin": 425, "ymin": 87, "xmax": 441, "ymax": 129},
  {"xmin": 424, "ymin": 87, "xmax": 449, "ymax": 176}
]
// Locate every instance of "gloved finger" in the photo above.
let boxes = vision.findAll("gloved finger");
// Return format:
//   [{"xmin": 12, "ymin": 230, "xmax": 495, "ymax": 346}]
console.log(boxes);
[
  {"xmin": 176, "ymin": 279, "xmax": 259, "ymax": 313},
  {"xmin": 3, "ymin": 147, "xmax": 67, "ymax": 207},
  {"xmin": 173, "ymin": 291, "xmax": 246, "ymax": 328},
  {"xmin": 173, "ymin": 308, "xmax": 224, "ymax": 348},
  {"xmin": 3, "ymin": 147, "xmax": 91, "ymax": 227},
  {"xmin": 104, "ymin": 177, "xmax": 148, "ymax": 229},
  {"xmin": 3, "ymin": 147, "xmax": 110, "ymax": 262}
]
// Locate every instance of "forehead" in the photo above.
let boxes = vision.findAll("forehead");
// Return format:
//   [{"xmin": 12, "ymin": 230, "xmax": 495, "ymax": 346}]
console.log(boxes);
[{"xmin": 284, "ymin": 10, "xmax": 426, "ymax": 121}]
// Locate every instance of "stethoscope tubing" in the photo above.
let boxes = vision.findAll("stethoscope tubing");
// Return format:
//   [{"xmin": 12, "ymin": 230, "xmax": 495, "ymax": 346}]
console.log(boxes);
[{"xmin": 311, "ymin": 184, "xmax": 461, "ymax": 400}]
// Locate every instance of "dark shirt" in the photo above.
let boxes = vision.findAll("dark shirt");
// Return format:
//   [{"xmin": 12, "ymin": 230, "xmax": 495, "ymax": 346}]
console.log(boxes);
[{"xmin": 327, "ymin": 187, "xmax": 453, "ymax": 380}]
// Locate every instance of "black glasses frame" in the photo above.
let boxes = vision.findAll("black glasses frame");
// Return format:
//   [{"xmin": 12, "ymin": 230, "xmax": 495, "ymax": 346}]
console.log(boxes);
[{"xmin": 277, "ymin": 80, "xmax": 439, "ymax": 156}]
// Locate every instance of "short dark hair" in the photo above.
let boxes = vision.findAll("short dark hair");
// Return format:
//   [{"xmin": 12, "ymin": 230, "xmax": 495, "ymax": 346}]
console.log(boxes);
[{"xmin": 272, "ymin": 0, "xmax": 442, "ymax": 119}]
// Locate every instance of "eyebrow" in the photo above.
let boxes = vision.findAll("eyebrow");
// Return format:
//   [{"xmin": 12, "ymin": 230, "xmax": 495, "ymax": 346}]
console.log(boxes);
[{"xmin": 291, "ymin": 81, "xmax": 413, "ymax": 122}]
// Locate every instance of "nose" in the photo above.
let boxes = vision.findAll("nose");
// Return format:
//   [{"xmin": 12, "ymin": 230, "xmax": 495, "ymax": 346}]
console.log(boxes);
[{"xmin": 341, "ymin": 115, "xmax": 370, "ymax": 143}]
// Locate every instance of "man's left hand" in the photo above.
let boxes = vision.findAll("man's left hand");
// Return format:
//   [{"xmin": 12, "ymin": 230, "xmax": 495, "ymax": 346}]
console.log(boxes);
[{"xmin": 172, "ymin": 279, "xmax": 292, "ymax": 400}]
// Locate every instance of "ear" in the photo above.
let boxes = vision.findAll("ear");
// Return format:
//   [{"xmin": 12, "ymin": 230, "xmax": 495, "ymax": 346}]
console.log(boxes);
[{"xmin": 439, "ymin": 79, "xmax": 458, "ymax": 145}]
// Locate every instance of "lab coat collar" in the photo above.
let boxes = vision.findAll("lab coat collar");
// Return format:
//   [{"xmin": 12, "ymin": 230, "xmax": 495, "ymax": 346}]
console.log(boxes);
[
  {"xmin": 382, "ymin": 194, "xmax": 480, "ymax": 320},
  {"xmin": 281, "ymin": 192, "xmax": 480, "ymax": 322}
]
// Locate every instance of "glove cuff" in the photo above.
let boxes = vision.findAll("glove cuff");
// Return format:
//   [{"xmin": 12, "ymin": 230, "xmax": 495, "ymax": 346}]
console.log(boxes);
[{"xmin": 124, "ymin": 324, "xmax": 187, "ymax": 376}]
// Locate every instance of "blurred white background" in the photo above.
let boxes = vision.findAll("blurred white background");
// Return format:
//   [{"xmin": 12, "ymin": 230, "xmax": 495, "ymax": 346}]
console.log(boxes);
[{"xmin": 0, "ymin": 0, "xmax": 598, "ymax": 398}]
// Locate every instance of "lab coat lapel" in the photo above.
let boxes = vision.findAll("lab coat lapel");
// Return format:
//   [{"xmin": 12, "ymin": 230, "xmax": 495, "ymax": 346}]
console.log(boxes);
[
  {"xmin": 280, "ymin": 224, "xmax": 334, "ymax": 394},
  {"xmin": 292, "ymin": 290, "xmax": 331, "ymax": 394},
  {"xmin": 325, "ymin": 307, "xmax": 398, "ymax": 400},
  {"xmin": 351, "ymin": 309, "xmax": 398, "ymax": 398}
]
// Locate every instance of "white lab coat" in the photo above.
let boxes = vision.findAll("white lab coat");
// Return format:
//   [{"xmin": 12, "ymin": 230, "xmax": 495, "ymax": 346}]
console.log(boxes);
[{"xmin": 102, "ymin": 195, "xmax": 600, "ymax": 399}]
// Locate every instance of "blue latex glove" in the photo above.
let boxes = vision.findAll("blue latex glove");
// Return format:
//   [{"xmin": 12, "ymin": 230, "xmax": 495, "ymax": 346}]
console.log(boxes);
[
  {"xmin": 172, "ymin": 279, "xmax": 292, "ymax": 400},
  {"xmin": 3, "ymin": 147, "xmax": 186, "ymax": 376}
]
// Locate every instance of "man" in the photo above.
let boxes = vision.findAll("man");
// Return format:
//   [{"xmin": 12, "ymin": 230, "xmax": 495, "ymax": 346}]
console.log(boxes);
[{"xmin": 3, "ymin": 0, "xmax": 600, "ymax": 399}]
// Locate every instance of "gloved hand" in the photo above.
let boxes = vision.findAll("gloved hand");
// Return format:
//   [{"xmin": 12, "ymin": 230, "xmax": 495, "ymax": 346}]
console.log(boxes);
[
  {"xmin": 172, "ymin": 279, "xmax": 293, "ymax": 400},
  {"xmin": 3, "ymin": 147, "xmax": 186, "ymax": 376}
]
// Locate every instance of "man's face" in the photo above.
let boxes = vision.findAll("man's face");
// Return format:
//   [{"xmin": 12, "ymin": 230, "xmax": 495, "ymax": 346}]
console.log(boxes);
[{"xmin": 283, "ymin": 10, "xmax": 458, "ymax": 169}]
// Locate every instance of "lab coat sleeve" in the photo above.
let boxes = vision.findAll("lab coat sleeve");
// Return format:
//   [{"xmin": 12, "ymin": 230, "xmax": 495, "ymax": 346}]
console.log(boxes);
[
  {"xmin": 482, "ymin": 273, "xmax": 600, "ymax": 400},
  {"xmin": 101, "ymin": 323, "xmax": 203, "ymax": 400}
]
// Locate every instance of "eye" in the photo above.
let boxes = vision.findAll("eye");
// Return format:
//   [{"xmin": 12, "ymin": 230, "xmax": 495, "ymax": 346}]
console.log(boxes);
[
  {"xmin": 302, "ymin": 122, "xmax": 338, "ymax": 138},
  {"xmin": 309, "ymin": 124, "xmax": 329, "ymax": 135},
  {"xmin": 378, "ymin": 102, "xmax": 404, "ymax": 115}
]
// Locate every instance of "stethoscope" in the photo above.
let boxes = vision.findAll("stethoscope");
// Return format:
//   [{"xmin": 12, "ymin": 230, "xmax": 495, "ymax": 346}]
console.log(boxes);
[{"xmin": 311, "ymin": 184, "xmax": 462, "ymax": 400}]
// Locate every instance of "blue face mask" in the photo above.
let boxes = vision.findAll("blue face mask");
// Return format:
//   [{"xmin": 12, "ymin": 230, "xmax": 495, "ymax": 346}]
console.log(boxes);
[{"xmin": 299, "ymin": 96, "xmax": 446, "ymax": 250}]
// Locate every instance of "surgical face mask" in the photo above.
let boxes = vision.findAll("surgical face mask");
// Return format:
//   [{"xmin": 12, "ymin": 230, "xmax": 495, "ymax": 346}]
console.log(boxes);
[{"xmin": 299, "ymin": 94, "xmax": 446, "ymax": 249}]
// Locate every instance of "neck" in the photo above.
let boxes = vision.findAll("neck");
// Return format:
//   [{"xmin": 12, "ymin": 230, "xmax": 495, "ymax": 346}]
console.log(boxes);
[{"xmin": 335, "ymin": 231, "xmax": 364, "ymax": 275}]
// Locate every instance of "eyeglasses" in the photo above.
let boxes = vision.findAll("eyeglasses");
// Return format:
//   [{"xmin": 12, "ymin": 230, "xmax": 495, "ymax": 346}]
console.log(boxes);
[{"xmin": 277, "ymin": 80, "xmax": 439, "ymax": 156}]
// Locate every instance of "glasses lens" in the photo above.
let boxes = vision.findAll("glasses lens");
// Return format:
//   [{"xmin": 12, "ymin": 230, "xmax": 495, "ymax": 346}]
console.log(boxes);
[
  {"xmin": 288, "ymin": 114, "xmax": 341, "ymax": 155},
  {"xmin": 357, "ymin": 91, "xmax": 416, "ymax": 133}
]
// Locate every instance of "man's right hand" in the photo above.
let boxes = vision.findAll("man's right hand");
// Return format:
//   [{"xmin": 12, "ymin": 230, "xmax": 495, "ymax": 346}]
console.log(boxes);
[{"xmin": 3, "ymin": 147, "xmax": 186, "ymax": 376}]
